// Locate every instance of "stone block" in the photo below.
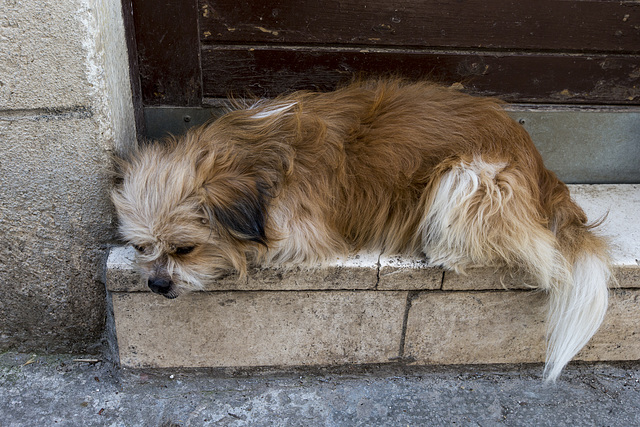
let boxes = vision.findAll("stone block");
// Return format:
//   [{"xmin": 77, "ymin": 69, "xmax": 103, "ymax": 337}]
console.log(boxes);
[
  {"xmin": 244, "ymin": 252, "xmax": 379, "ymax": 291},
  {"xmin": 112, "ymin": 291, "xmax": 407, "ymax": 368},
  {"xmin": 0, "ymin": 116, "xmax": 113, "ymax": 351},
  {"xmin": 404, "ymin": 289, "xmax": 640, "ymax": 366},
  {"xmin": 0, "ymin": 0, "xmax": 135, "ymax": 148},
  {"xmin": 0, "ymin": 0, "xmax": 97, "ymax": 109},
  {"xmin": 616, "ymin": 266, "xmax": 640, "ymax": 288},
  {"xmin": 571, "ymin": 184, "xmax": 639, "ymax": 268},
  {"xmin": 106, "ymin": 246, "xmax": 146, "ymax": 292},
  {"xmin": 577, "ymin": 289, "xmax": 640, "ymax": 361},
  {"xmin": 404, "ymin": 291, "xmax": 547, "ymax": 365}
]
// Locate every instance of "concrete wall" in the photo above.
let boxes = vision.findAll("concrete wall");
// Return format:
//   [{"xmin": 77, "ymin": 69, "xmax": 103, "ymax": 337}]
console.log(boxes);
[{"xmin": 0, "ymin": 0, "xmax": 135, "ymax": 352}]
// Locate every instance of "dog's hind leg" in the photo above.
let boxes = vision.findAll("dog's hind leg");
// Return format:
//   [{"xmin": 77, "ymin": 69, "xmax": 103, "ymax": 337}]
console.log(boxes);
[{"xmin": 418, "ymin": 156, "xmax": 565, "ymax": 286}]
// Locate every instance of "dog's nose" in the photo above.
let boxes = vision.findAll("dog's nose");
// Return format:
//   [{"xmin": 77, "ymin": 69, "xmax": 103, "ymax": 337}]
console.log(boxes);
[{"xmin": 147, "ymin": 277, "xmax": 172, "ymax": 295}]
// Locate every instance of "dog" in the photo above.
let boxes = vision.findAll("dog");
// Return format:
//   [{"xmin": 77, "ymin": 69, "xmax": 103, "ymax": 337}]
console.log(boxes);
[{"xmin": 112, "ymin": 78, "xmax": 611, "ymax": 381}]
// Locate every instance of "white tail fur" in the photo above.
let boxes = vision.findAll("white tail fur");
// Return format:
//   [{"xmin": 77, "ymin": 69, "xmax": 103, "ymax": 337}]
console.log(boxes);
[{"xmin": 544, "ymin": 253, "xmax": 610, "ymax": 381}]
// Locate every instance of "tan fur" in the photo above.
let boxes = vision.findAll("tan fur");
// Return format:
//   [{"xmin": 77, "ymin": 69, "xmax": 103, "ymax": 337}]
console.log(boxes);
[{"xmin": 112, "ymin": 79, "xmax": 611, "ymax": 380}]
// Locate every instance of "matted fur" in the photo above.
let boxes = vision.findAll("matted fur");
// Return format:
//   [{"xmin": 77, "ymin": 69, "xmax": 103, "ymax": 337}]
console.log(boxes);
[{"xmin": 112, "ymin": 79, "xmax": 611, "ymax": 381}]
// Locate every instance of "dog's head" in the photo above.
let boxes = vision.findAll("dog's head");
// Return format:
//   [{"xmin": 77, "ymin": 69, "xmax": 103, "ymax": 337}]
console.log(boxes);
[{"xmin": 111, "ymin": 130, "xmax": 277, "ymax": 298}]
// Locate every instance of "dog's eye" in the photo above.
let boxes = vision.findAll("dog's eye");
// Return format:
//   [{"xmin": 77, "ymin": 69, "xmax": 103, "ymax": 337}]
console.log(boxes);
[
  {"xmin": 132, "ymin": 244, "xmax": 146, "ymax": 253},
  {"xmin": 174, "ymin": 246, "xmax": 195, "ymax": 256}
]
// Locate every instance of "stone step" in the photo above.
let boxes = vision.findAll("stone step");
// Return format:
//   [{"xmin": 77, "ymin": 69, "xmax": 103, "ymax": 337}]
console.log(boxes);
[{"xmin": 106, "ymin": 184, "xmax": 640, "ymax": 369}]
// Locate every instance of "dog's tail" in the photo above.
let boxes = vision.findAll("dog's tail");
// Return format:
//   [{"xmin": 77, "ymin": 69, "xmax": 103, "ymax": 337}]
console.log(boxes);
[
  {"xmin": 542, "ymin": 186, "xmax": 611, "ymax": 382},
  {"xmin": 420, "ymin": 157, "xmax": 611, "ymax": 382}
]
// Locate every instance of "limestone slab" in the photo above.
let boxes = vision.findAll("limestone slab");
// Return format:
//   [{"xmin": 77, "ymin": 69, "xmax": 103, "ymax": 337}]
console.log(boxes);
[
  {"xmin": 404, "ymin": 291, "xmax": 547, "ymax": 365},
  {"xmin": 112, "ymin": 291, "xmax": 407, "ymax": 368},
  {"xmin": 571, "ymin": 184, "xmax": 639, "ymax": 270},
  {"xmin": 445, "ymin": 266, "xmax": 640, "ymax": 291},
  {"xmin": 615, "ymin": 266, "xmax": 640, "ymax": 288},
  {"xmin": 404, "ymin": 289, "xmax": 640, "ymax": 365},
  {"xmin": 106, "ymin": 246, "xmax": 145, "ymax": 292},
  {"xmin": 577, "ymin": 289, "xmax": 640, "ymax": 361}
]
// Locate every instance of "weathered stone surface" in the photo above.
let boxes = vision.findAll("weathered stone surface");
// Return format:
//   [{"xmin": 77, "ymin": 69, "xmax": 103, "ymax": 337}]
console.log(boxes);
[
  {"xmin": 0, "ymin": 117, "xmax": 114, "ymax": 352},
  {"xmin": 0, "ymin": 0, "xmax": 90, "ymax": 110},
  {"xmin": 404, "ymin": 289, "xmax": 640, "ymax": 366},
  {"xmin": 571, "ymin": 184, "xmax": 639, "ymax": 268},
  {"xmin": 577, "ymin": 289, "xmax": 640, "ymax": 361},
  {"xmin": 0, "ymin": 0, "xmax": 135, "ymax": 353},
  {"xmin": 443, "ymin": 268, "xmax": 533, "ymax": 291},
  {"xmin": 244, "ymin": 252, "xmax": 380, "ymax": 291},
  {"xmin": 378, "ymin": 255, "xmax": 443, "ymax": 290},
  {"xmin": 444, "ymin": 266, "xmax": 639, "ymax": 291},
  {"xmin": 615, "ymin": 266, "xmax": 640, "ymax": 288},
  {"xmin": 106, "ymin": 246, "xmax": 146, "ymax": 292},
  {"xmin": 112, "ymin": 291, "xmax": 407, "ymax": 368},
  {"xmin": 404, "ymin": 291, "xmax": 548, "ymax": 365}
]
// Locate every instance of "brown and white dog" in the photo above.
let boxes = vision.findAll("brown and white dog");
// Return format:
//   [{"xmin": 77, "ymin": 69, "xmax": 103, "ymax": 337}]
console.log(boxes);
[{"xmin": 112, "ymin": 79, "xmax": 611, "ymax": 381}]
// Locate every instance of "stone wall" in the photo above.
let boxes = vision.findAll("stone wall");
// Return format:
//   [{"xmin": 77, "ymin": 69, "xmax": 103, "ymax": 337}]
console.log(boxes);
[{"xmin": 0, "ymin": 0, "xmax": 135, "ymax": 352}]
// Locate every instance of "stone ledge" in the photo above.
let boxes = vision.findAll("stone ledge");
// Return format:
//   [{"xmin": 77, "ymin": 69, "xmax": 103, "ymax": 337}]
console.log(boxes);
[
  {"xmin": 108, "ymin": 185, "xmax": 639, "ymax": 292},
  {"xmin": 107, "ymin": 184, "xmax": 640, "ymax": 368}
]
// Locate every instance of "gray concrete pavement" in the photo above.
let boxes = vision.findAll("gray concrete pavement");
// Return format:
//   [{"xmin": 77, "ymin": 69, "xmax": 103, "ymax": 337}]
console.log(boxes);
[{"xmin": 1, "ymin": 352, "xmax": 639, "ymax": 426}]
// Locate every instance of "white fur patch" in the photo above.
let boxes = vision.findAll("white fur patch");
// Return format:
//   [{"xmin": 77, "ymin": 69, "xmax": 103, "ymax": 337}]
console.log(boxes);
[
  {"xmin": 249, "ymin": 102, "xmax": 297, "ymax": 119},
  {"xmin": 419, "ymin": 157, "xmax": 507, "ymax": 270}
]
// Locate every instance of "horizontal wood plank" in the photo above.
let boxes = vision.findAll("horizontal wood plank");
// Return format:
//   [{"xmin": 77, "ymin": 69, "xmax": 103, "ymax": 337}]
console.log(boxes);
[
  {"xmin": 199, "ymin": 0, "xmax": 640, "ymax": 53},
  {"xmin": 201, "ymin": 46, "xmax": 640, "ymax": 104}
]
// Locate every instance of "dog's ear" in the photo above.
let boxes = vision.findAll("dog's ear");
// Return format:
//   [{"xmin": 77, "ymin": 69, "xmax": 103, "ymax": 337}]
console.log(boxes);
[{"xmin": 199, "ymin": 172, "xmax": 270, "ymax": 246}]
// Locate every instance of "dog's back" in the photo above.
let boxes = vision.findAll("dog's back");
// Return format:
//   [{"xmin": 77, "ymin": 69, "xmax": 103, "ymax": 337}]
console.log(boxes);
[
  {"xmin": 289, "ymin": 80, "xmax": 551, "ymax": 252},
  {"xmin": 231, "ymin": 80, "xmax": 555, "ymax": 254}
]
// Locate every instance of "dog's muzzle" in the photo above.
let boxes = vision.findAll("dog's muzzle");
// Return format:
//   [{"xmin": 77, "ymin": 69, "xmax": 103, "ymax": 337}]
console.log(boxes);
[{"xmin": 147, "ymin": 277, "xmax": 175, "ymax": 298}]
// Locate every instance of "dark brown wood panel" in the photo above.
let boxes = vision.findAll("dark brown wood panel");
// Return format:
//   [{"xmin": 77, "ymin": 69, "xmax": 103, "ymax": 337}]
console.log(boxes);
[
  {"xmin": 121, "ymin": 0, "xmax": 146, "ymax": 136},
  {"xmin": 201, "ymin": 47, "xmax": 640, "ymax": 104},
  {"xmin": 199, "ymin": 0, "xmax": 640, "ymax": 53},
  {"xmin": 132, "ymin": 0, "xmax": 202, "ymax": 106}
]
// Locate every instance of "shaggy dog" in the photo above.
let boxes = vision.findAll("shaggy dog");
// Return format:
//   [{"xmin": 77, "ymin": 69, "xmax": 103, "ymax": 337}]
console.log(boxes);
[{"xmin": 112, "ymin": 79, "xmax": 611, "ymax": 381}]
